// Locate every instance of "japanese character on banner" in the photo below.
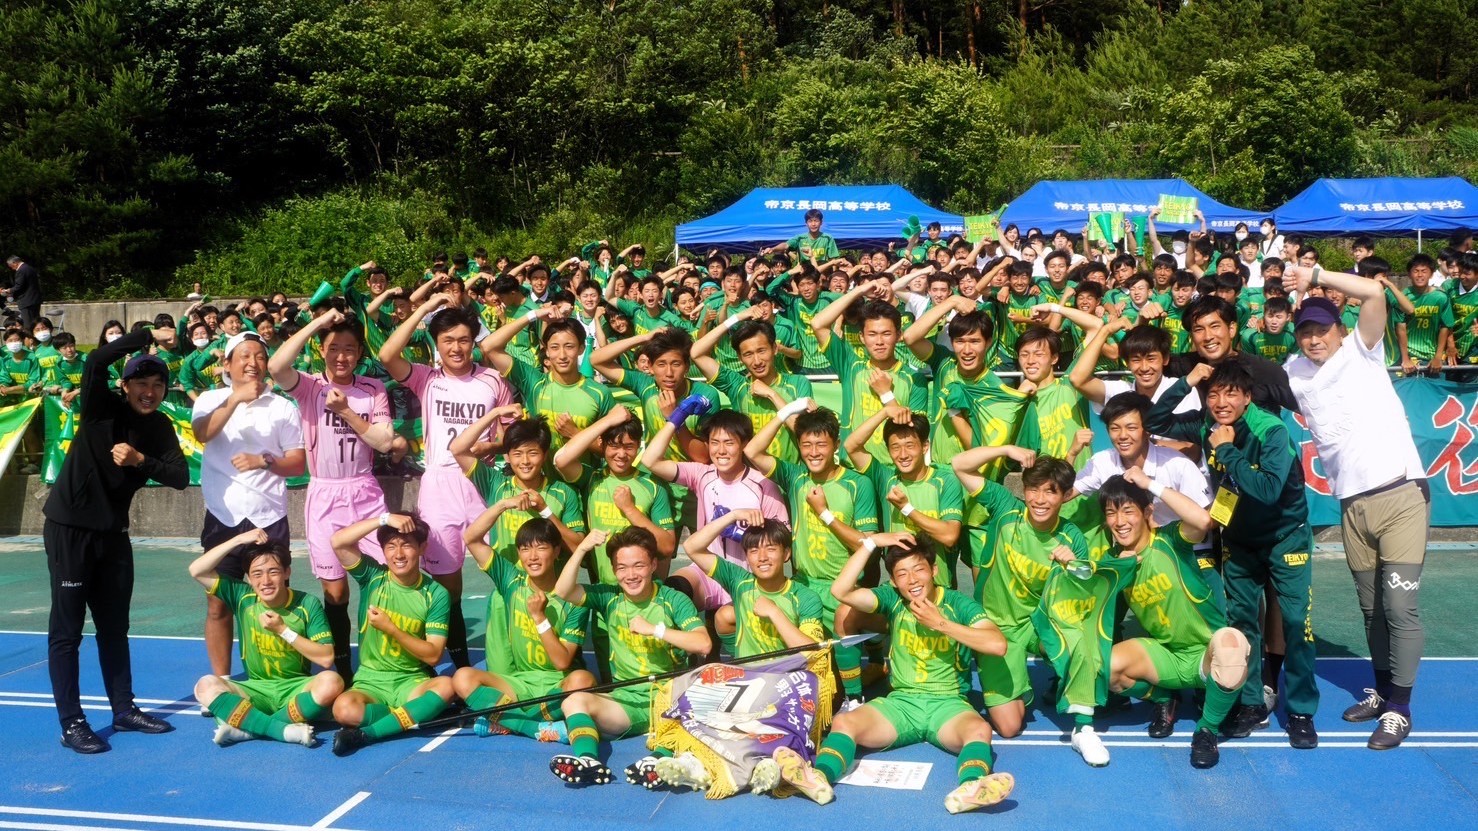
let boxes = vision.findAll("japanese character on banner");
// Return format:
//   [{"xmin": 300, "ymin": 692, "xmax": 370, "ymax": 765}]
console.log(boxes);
[{"xmin": 764, "ymin": 200, "xmax": 780, "ymax": 210}]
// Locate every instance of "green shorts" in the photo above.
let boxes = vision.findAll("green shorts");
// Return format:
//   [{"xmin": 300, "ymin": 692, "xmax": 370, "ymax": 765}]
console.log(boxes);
[
  {"xmin": 235, "ymin": 676, "xmax": 313, "ymax": 713},
  {"xmin": 608, "ymin": 683, "xmax": 652, "ymax": 736},
  {"xmin": 484, "ymin": 592, "xmax": 514, "ymax": 677},
  {"xmin": 504, "ymin": 669, "xmax": 568, "ymax": 720},
  {"xmin": 351, "ymin": 668, "xmax": 431, "ymax": 708},
  {"xmin": 976, "ymin": 621, "xmax": 1039, "ymax": 708},
  {"xmin": 868, "ymin": 692, "xmax": 977, "ymax": 750},
  {"xmin": 797, "ymin": 576, "xmax": 840, "ymax": 637},
  {"xmin": 1136, "ymin": 637, "xmax": 1207, "ymax": 692}
]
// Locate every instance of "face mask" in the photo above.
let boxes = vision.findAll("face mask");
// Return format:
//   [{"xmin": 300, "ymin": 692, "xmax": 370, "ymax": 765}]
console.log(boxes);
[
  {"xmin": 1172, "ymin": 241, "xmax": 1187, "ymax": 254},
  {"xmin": 35, "ymin": 330, "xmax": 51, "ymax": 342},
  {"xmin": 106, "ymin": 333, "xmax": 122, "ymax": 343},
  {"xmin": 1235, "ymin": 232, "xmax": 1247, "ymax": 242},
  {"xmin": 5, "ymin": 342, "xmax": 22, "ymax": 354},
  {"xmin": 1261, "ymin": 225, "xmax": 1273, "ymax": 235},
  {"xmin": 193, "ymin": 338, "xmax": 210, "ymax": 349}
]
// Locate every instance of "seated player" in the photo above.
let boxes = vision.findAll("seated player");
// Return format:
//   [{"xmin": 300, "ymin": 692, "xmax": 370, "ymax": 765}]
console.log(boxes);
[
  {"xmin": 655, "ymin": 508, "xmax": 824, "ymax": 792},
  {"xmin": 1098, "ymin": 471, "xmax": 1251, "ymax": 768},
  {"xmin": 453, "ymin": 515, "xmax": 596, "ymax": 742},
  {"xmin": 777, "ymin": 535, "xmax": 1016, "ymax": 814},
  {"xmin": 328, "ymin": 514, "xmax": 454, "ymax": 757},
  {"xmin": 549, "ymin": 528, "xmax": 712, "ymax": 787},
  {"xmin": 189, "ymin": 529, "xmax": 341, "ymax": 747}
]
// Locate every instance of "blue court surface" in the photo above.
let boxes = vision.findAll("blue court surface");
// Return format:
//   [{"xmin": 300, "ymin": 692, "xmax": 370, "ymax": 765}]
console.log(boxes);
[{"xmin": 2, "ymin": 541, "xmax": 1477, "ymax": 830}]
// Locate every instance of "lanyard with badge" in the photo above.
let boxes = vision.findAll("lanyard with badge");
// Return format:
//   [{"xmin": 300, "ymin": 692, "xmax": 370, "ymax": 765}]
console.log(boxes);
[{"xmin": 1207, "ymin": 445, "xmax": 1241, "ymax": 527}]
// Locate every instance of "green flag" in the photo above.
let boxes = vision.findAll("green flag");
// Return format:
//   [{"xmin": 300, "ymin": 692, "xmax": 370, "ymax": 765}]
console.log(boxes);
[
  {"xmin": 1157, "ymin": 194, "xmax": 1198, "ymax": 225},
  {"xmin": 41, "ymin": 396, "xmax": 77, "ymax": 484},
  {"xmin": 0, "ymin": 398, "xmax": 42, "ymax": 477}
]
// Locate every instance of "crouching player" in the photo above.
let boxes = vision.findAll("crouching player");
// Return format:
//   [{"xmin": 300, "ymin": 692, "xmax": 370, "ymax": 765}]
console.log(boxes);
[
  {"xmin": 1101, "ymin": 470, "xmax": 1250, "ymax": 769},
  {"xmin": 189, "ymin": 529, "xmax": 342, "ymax": 747},
  {"xmin": 453, "ymin": 514, "xmax": 596, "ymax": 741},
  {"xmin": 328, "ymin": 513, "xmax": 454, "ymax": 756},
  {"xmin": 549, "ymin": 528, "xmax": 712, "ymax": 787},
  {"xmin": 779, "ymin": 535, "xmax": 1016, "ymax": 814}
]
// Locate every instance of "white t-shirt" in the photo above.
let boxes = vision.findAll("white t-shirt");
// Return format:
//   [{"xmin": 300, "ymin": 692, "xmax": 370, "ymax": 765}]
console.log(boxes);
[
  {"xmin": 193, "ymin": 387, "xmax": 305, "ymax": 526},
  {"xmin": 1094, "ymin": 375, "xmax": 1201, "ymax": 417},
  {"xmin": 1074, "ymin": 444, "xmax": 1213, "ymax": 528},
  {"xmin": 1285, "ymin": 331, "xmax": 1425, "ymax": 499}
]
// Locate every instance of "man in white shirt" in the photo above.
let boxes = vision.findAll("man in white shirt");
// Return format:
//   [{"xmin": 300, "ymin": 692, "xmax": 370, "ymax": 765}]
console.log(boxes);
[
  {"xmin": 191, "ymin": 332, "xmax": 307, "ymax": 679},
  {"xmin": 1282, "ymin": 268, "xmax": 1428, "ymax": 751}
]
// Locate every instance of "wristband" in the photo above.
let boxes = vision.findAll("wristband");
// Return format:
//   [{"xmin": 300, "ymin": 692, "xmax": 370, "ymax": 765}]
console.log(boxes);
[
  {"xmin": 818, "ymin": 509, "xmax": 836, "ymax": 527},
  {"xmin": 861, "ymin": 536, "xmax": 877, "ymax": 553},
  {"xmin": 1148, "ymin": 482, "xmax": 1167, "ymax": 500},
  {"xmin": 901, "ymin": 502, "xmax": 916, "ymax": 517},
  {"xmin": 879, "ymin": 391, "xmax": 896, "ymax": 405},
  {"xmin": 379, "ymin": 512, "xmax": 391, "ymax": 527},
  {"xmin": 539, "ymin": 506, "xmax": 554, "ymax": 519},
  {"xmin": 653, "ymin": 622, "xmax": 667, "ymax": 641},
  {"xmin": 525, "ymin": 309, "xmax": 540, "ymax": 322},
  {"xmin": 1049, "ymin": 303, "xmax": 1062, "ymax": 315},
  {"xmin": 536, "ymin": 619, "xmax": 553, "ymax": 635},
  {"xmin": 777, "ymin": 398, "xmax": 810, "ymax": 420},
  {"xmin": 720, "ymin": 315, "xmax": 740, "ymax": 331},
  {"xmin": 280, "ymin": 629, "xmax": 299, "ymax": 645}
]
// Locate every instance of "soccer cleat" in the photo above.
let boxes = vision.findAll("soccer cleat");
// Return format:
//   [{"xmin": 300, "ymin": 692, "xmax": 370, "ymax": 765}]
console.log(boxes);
[
  {"xmin": 472, "ymin": 715, "xmax": 511, "ymax": 738},
  {"xmin": 1260, "ymin": 686, "xmax": 1277, "ymax": 726},
  {"xmin": 1221, "ymin": 704, "xmax": 1270, "ymax": 738},
  {"xmin": 212, "ymin": 720, "xmax": 254, "ymax": 747},
  {"xmin": 1367, "ymin": 711, "xmax": 1410, "ymax": 750},
  {"xmin": 774, "ymin": 747, "xmax": 834, "ymax": 805},
  {"xmin": 1343, "ymin": 689, "xmax": 1386, "ymax": 723},
  {"xmin": 1071, "ymin": 725, "xmax": 1110, "ymax": 767},
  {"xmin": 624, "ymin": 755, "xmax": 663, "ymax": 789},
  {"xmin": 282, "ymin": 723, "xmax": 315, "ymax": 747},
  {"xmin": 749, "ymin": 758, "xmax": 780, "ymax": 795},
  {"xmin": 332, "ymin": 727, "xmax": 368, "ymax": 757},
  {"xmin": 551, "ymin": 754, "xmax": 613, "ymax": 786},
  {"xmin": 535, "ymin": 720, "xmax": 568, "ymax": 743},
  {"xmin": 111, "ymin": 707, "xmax": 172, "ymax": 734},
  {"xmin": 60, "ymin": 719, "xmax": 109, "ymax": 754},
  {"xmin": 1190, "ymin": 727, "xmax": 1220, "ymax": 769},
  {"xmin": 1286, "ymin": 713, "xmax": 1318, "ymax": 749},
  {"xmin": 655, "ymin": 752, "xmax": 712, "ymax": 791},
  {"xmin": 1148, "ymin": 699, "xmax": 1178, "ymax": 738},
  {"xmin": 944, "ymin": 772, "xmax": 1015, "ymax": 814}
]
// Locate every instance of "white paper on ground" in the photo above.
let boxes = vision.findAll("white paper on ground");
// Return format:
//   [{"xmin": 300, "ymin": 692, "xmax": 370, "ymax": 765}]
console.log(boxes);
[{"xmin": 838, "ymin": 760, "xmax": 932, "ymax": 790}]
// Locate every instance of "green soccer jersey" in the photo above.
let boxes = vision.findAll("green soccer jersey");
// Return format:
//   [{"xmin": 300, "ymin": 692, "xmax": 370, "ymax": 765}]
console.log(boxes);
[
  {"xmin": 1236, "ymin": 289, "xmax": 1266, "ymax": 330},
  {"xmin": 503, "ymin": 358, "xmax": 613, "ymax": 455},
  {"xmin": 871, "ymin": 584, "xmax": 986, "ymax": 697},
  {"xmin": 787, "ymin": 232, "xmax": 840, "ymax": 261},
  {"xmin": 962, "ymin": 480, "xmax": 1027, "ymax": 575},
  {"xmin": 772, "ymin": 285, "xmax": 840, "ymax": 371},
  {"xmin": 467, "ymin": 461, "xmax": 586, "ymax": 566},
  {"xmin": 498, "ymin": 300, "xmax": 541, "ymax": 367},
  {"xmin": 1015, "ymin": 375, "xmax": 1090, "ymax": 469},
  {"xmin": 769, "ymin": 460, "xmax": 880, "ymax": 585},
  {"xmin": 992, "ymin": 292, "xmax": 1037, "ymax": 366},
  {"xmin": 210, "ymin": 577, "xmax": 332, "ymax": 681},
  {"xmin": 1448, "ymin": 281, "xmax": 1478, "ymax": 363},
  {"xmin": 0, "ymin": 353, "xmax": 40, "ymax": 403},
  {"xmin": 976, "ymin": 508, "xmax": 1089, "ymax": 630},
  {"xmin": 822, "ymin": 333, "xmax": 928, "ymax": 461},
  {"xmin": 346, "ymin": 557, "xmax": 450, "ymax": 675},
  {"xmin": 1240, "ymin": 328, "xmax": 1296, "ymax": 364},
  {"xmin": 483, "ymin": 556, "xmax": 589, "ymax": 672},
  {"xmin": 30, "ymin": 344, "xmax": 60, "ymax": 379},
  {"xmin": 705, "ymin": 557, "xmax": 825, "ymax": 658},
  {"xmin": 573, "ymin": 464, "xmax": 675, "ymax": 585},
  {"xmin": 939, "ymin": 372, "xmax": 1030, "ymax": 480},
  {"xmin": 611, "ymin": 367, "xmax": 720, "ymax": 464},
  {"xmin": 1161, "ymin": 304, "xmax": 1192, "ymax": 353},
  {"xmin": 616, "ymin": 299, "xmax": 688, "ymax": 336},
  {"xmin": 857, "ymin": 457, "xmax": 964, "ymax": 587},
  {"xmin": 581, "ymin": 584, "xmax": 703, "ymax": 681},
  {"xmin": 1403, "ymin": 286, "xmax": 1455, "ymax": 362},
  {"xmin": 46, "ymin": 354, "xmax": 86, "ymax": 391},
  {"xmin": 1033, "ymin": 278, "xmax": 1072, "ymax": 305},
  {"xmin": 711, "ymin": 365, "xmax": 812, "ymax": 464},
  {"xmin": 1117, "ymin": 522, "xmax": 1224, "ymax": 647}
]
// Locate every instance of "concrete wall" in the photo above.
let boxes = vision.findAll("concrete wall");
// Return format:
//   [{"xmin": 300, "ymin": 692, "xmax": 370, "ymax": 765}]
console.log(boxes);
[{"xmin": 32, "ymin": 299, "xmax": 251, "ymax": 344}]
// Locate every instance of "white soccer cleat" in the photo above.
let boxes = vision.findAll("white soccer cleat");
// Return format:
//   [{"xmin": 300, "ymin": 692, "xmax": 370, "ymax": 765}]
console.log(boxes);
[
  {"xmin": 655, "ymin": 752, "xmax": 712, "ymax": 791},
  {"xmin": 1071, "ymin": 725, "xmax": 1111, "ymax": 767},
  {"xmin": 282, "ymin": 722, "xmax": 315, "ymax": 747},
  {"xmin": 749, "ymin": 757, "xmax": 781, "ymax": 795},
  {"xmin": 774, "ymin": 746, "xmax": 834, "ymax": 805},
  {"xmin": 212, "ymin": 720, "xmax": 254, "ymax": 747},
  {"xmin": 944, "ymin": 772, "xmax": 1016, "ymax": 814}
]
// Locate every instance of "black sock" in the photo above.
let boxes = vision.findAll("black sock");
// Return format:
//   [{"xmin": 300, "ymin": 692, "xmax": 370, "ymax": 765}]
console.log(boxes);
[
  {"xmin": 1388, "ymin": 684, "xmax": 1412, "ymax": 714},
  {"xmin": 325, "ymin": 601, "xmax": 354, "ymax": 682},
  {"xmin": 447, "ymin": 603, "xmax": 470, "ymax": 669},
  {"xmin": 1375, "ymin": 670, "xmax": 1394, "ymax": 700},
  {"xmin": 1263, "ymin": 652, "xmax": 1285, "ymax": 693}
]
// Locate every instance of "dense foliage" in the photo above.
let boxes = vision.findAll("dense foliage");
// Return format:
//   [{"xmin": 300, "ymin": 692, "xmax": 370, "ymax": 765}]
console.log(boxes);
[{"xmin": 3, "ymin": 0, "xmax": 1477, "ymax": 297}]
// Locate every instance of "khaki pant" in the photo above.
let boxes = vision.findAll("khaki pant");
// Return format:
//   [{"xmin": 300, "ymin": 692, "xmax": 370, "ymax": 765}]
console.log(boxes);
[{"xmin": 1340, "ymin": 480, "xmax": 1427, "ymax": 690}]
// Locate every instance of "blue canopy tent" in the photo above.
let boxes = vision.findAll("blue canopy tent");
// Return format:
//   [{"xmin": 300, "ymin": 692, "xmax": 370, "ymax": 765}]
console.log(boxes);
[
  {"xmin": 1272, "ymin": 177, "xmax": 1478, "ymax": 247},
  {"xmin": 1000, "ymin": 178, "xmax": 1263, "ymax": 233},
  {"xmin": 675, "ymin": 185, "xmax": 964, "ymax": 252}
]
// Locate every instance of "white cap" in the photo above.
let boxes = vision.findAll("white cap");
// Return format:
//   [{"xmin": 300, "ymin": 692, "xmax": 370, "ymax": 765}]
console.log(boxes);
[{"xmin": 223, "ymin": 331, "xmax": 265, "ymax": 362}]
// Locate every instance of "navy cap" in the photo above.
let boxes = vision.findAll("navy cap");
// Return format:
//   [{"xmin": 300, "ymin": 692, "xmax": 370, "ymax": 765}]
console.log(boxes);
[
  {"xmin": 1294, "ymin": 297, "xmax": 1341, "ymax": 329},
  {"xmin": 122, "ymin": 353, "xmax": 169, "ymax": 383}
]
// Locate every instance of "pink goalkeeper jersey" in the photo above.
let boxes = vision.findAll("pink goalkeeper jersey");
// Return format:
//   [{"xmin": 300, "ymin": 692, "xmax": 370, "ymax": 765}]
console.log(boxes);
[
  {"xmin": 286, "ymin": 372, "xmax": 391, "ymax": 480},
  {"xmin": 674, "ymin": 462, "xmax": 790, "ymax": 565},
  {"xmin": 402, "ymin": 363, "xmax": 514, "ymax": 473}
]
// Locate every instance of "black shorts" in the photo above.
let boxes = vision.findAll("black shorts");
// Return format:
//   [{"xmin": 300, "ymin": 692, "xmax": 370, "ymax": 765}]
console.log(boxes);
[{"xmin": 200, "ymin": 512, "xmax": 291, "ymax": 579}]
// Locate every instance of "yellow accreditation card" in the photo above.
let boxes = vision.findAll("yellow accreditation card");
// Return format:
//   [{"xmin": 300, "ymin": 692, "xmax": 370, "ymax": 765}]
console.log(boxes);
[{"xmin": 1209, "ymin": 485, "xmax": 1240, "ymax": 527}]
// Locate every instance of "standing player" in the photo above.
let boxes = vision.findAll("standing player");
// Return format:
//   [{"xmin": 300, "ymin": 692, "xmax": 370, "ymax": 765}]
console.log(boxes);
[
  {"xmin": 189, "ymin": 529, "xmax": 342, "ymax": 747},
  {"xmin": 777, "ymin": 536, "xmax": 1017, "ymax": 814},
  {"xmin": 481, "ymin": 306, "xmax": 613, "ymax": 455},
  {"xmin": 1399, "ymin": 254, "xmax": 1454, "ymax": 376},
  {"xmin": 690, "ymin": 306, "xmax": 813, "ymax": 464},
  {"xmin": 327, "ymin": 513, "xmax": 454, "ymax": 756},
  {"xmin": 268, "ymin": 309, "xmax": 394, "ymax": 682},
  {"xmin": 379, "ymin": 294, "xmax": 516, "ymax": 668}
]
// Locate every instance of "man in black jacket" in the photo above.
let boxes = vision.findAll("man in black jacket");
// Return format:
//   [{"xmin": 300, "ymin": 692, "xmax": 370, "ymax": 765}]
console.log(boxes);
[
  {"xmin": 1167, "ymin": 295, "xmax": 1299, "ymax": 416},
  {"xmin": 4, "ymin": 256, "xmax": 42, "ymax": 329},
  {"xmin": 45, "ymin": 326, "xmax": 189, "ymax": 754}
]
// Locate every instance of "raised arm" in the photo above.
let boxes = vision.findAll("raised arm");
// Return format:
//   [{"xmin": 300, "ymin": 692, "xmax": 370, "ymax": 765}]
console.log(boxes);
[
  {"xmin": 809, "ymin": 278, "xmax": 882, "ymax": 349},
  {"xmin": 842, "ymin": 398, "xmax": 910, "ymax": 469},
  {"xmin": 268, "ymin": 308, "xmax": 342, "ymax": 389},
  {"xmin": 378, "ymin": 293, "xmax": 450, "ymax": 382},
  {"xmin": 553, "ymin": 405, "xmax": 630, "ymax": 482},
  {"xmin": 589, "ymin": 329, "xmax": 656, "ymax": 385},
  {"xmin": 1122, "ymin": 466, "xmax": 1211, "ymax": 543},
  {"xmin": 743, "ymin": 396, "xmax": 809, "ymax": 476},
  {"xmin": 903, "ymin": 294, "xmax": 973, "ymax": 359},
  {"xmin": 462, "ymin": 498, "xmax": 521, "ymax": 570},
  {"xmin": 680, "ymin": 509, "xmax": 758, "ymax": 574},
  {"xmin": 188, "ymin": 528, "xmax": 268, "ymax": 588},
  {"xmin": 330, "ymin": 516, "xmax": 391, "ymax": 570},
  {"xmin": 691, "ymin": 305, "xmax": 763, "ymax": 381},
  {"xmin": 553, "ymin": 530, "xmax": 606, "ymax": 609},
  {"xmin": 1068, "ymin": 315, "xmax": 1132, "ymax": 403},
  {"xmin": 1284, "ymin": 265, "xmax": 1385, "ymax": 351},
  {"xmin": 483, "ymin": 304, "xmax": 560, "ymax": 373},
  {"xmin": 449, "ymin": 403, "xmax": 524, "ymax": 475},
  {"xmin": 951, "ymin": 443, "xmax": 1037, "ymax": 495}
]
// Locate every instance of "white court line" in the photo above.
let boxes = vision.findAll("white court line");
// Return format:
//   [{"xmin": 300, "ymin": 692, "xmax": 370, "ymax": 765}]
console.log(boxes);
[
  {"xmin": 0, "ymin": 821, "xmax": 143, "ymax": 831},
  {"xmin": 0, "ymin": 630, "xmax": 204, "ymax": 642},
  {"xmin": 310, "ymin": 793, "xmax": 370, "ymax": 829},
  {"xmin": 0, "ymin": 806, "xmax": 364, "ymax": 831},
  {"xmin": 0, "ymin": 693, "xmax": 181, "ymax": 705},
  {"xmin": 0, "ymin": 702, "xmax": 191, "ymax": 714},
  {"xmin": 417, "ymin": 726, "xmax": 461, "ymax": 752},
  {"xmin": 996, "ymin": 739, "xmax": 1478, "ymax": 748}
]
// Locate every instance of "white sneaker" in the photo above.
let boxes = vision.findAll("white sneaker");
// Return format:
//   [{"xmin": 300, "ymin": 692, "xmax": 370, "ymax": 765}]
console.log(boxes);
[
  {"xmin": 1071, "ymin": 725, "xmax": 1110, "ymax": 767},
  {"xmin": 655, "ymin": 752, "xmax": 712, "ymax": 791},
  {"xmin": 1261, "ymin": 685, "xmax": 1277, "ymax": 727},
  {"xmin": 212, "ymin": 720, "xmax": 253, "ymax": 747},
  {"xmin": 749, "ymin": 757, "xmax": 780, "ymax": 795},
  {"xmin": 839, "ymin": 697, "xmax": 866, "ymax": 714},
  {"xmin": 944, "ymin": 772, "xmax": 1016, "ymax": 814},
  {"xmin": 282, "ymin": 723, "xmax": 315, "ymax": 747}
]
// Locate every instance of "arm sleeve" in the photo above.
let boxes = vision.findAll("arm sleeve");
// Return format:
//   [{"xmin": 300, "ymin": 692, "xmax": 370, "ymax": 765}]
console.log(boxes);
[{"xmin": 1144, "ymin": 378, "xmax": 1204, "ymax": 442}]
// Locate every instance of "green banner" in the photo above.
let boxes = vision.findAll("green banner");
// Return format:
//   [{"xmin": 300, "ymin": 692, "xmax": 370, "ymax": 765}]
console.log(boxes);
[
  {"xmin": 963, "ymin": 204, "xmax": 1008, "ymax": 243},
  {"xmin": 40, "ymin": 396, "xmax": 77, "ymax": 484},
  {"xmin": 1156, "ymin": 194, "xmax": 1198, "ymax": 225},
  {"xmin": 0, "ymin": 398, "xmax": 41, "ymax": 476}
]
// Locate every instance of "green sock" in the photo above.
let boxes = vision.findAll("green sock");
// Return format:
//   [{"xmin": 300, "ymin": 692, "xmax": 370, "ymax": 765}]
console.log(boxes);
[
  {"xmin": 1073, "ymin": 712, "xmax": 1093, "ymax": 729},
  {"xmin": 836, "ymin": 645, "xmax": 863, "ymax": 697},
  {"xmin": 957, "ymin": 741, "xmax": 995, "ymax": 783},
  {"xmin": 1124, "ymin": 680, "xmax": 1170, "ymax": 703},
  {"xmin": 209, "ymin": 692, "xmax": 285, "ymax": 741},
  {"xmin": 359, "ymin": 703, "xmax": 390, "ymax": 728},
  {"xmin": 269, "ymin": 691, "xmax": 326, "ymax": 725},
  {"xmin": 1197, "ymin": 682, "xmax": 1239, "ymax": 731},
  {"xmin": 466, "ymin": 687, "xmax": 502, "ymax": 711},
  {"xmin": 814, "ymin": 733, "xmax": 856, "ymax": 785},
  {"xmin": 567, "ymin": 713, "xmax": 600, "ymax": 758},
  {"xmin": 361, "ymin": 692, "xmax": 446, "ymax": 740},
  {"xmin": 717, "ymin": 628, "xmax": 737, "ymax": 657}
]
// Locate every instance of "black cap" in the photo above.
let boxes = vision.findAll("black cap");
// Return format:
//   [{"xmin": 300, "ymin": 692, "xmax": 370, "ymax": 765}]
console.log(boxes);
[
  {"xmin": 122, "ymin": 353, "xmax": 168, "ymax": 383},
  {"xmin": 1293, "ymin": 297, "xmax": 1341, "ymax": 329}
]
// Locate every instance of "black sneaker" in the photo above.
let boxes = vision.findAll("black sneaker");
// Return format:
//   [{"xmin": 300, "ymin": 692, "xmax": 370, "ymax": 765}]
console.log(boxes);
[
  {"xmin": 1342, "ymin": 689, "xmax": 1385, "ymax": 723},
  {"xmin": 111, "ymin": 707, "xmax": 173, "ymax": 734},
  {"xmin": 60, "ymin": 719, "xmax": 109, "ymax": 754},
  {"xmin": 1189, "ymin": 727, "xmax": 1220, "ymax": 769},
  {"xmin": 550, "ymin": 753, "xmax": 613, "ymax": 786},
  {"xmin": 1221, "ymin": 704, "xmax": 1270, "ymax": 738},
  {"xmin": 1367, "ymin": 711, "xmax": 1410, "ymax": 750},
  {"xmin": 332, "ymin": 727, "xmax": 368, "ymax": 757},
  {"xmin": 1149, "ymin": 699, "xmax": 1178, "ymax": 738},
  {"xmin": 1287, "ymin": 713, "xmax": 1318, "ymax": 749}
]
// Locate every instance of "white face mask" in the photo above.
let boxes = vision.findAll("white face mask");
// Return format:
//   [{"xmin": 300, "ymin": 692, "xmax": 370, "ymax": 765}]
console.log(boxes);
[
  {"xmin": 193, "ymin": 337, "xmax": 210, "ymax": 349},
  {"xmin": 5, "ymin": 342, "xmax": 22, "ymax": 354},
  {"xmin": 1261, "ymin": 225, "xmax": 1273, "ymax": 236},
  {"xmin": 1172, "ymin": 241, "xmax": 1187, "ymax": 254},
  {"xmin": 106, "ymin": 332, "xmax": 122, "ymax": 343},
  {"xmin": 35, "ymin": 330, "xmax": 51, "ymax": 342},
  {"xmin": 1235, "ymin": 232, "xmax": 1247, "ymax": 242}
]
